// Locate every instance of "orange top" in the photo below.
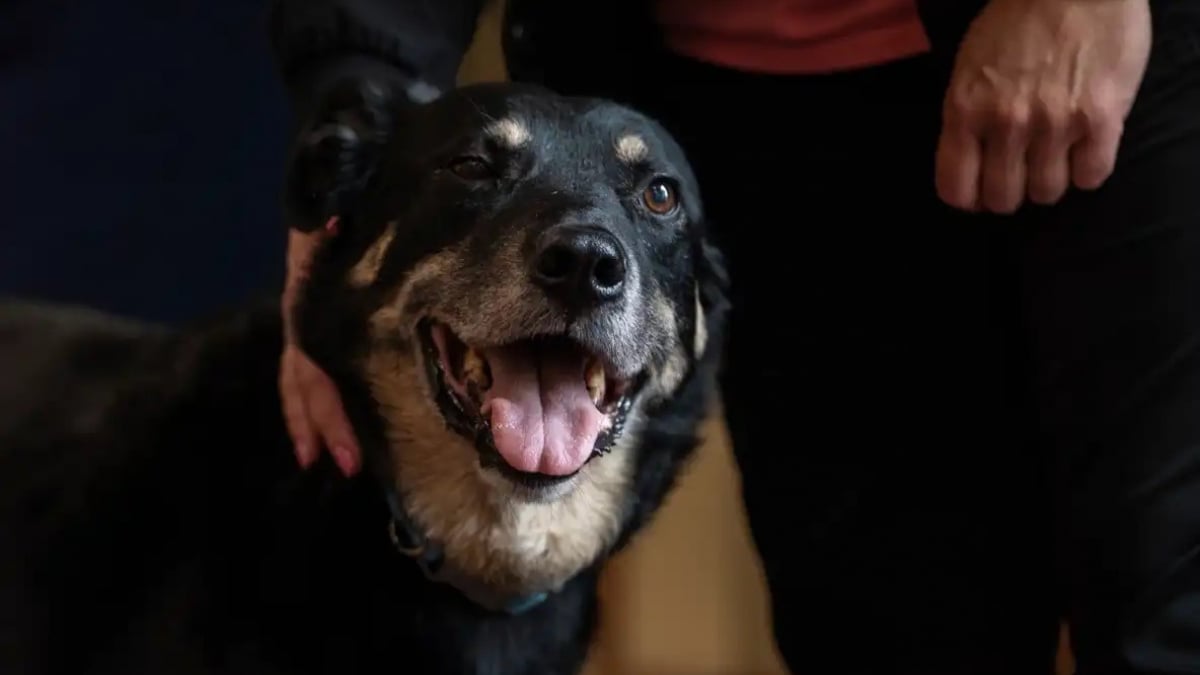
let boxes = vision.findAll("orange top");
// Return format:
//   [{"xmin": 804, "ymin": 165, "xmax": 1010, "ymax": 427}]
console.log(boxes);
[{"xmin": 654, "ymin": 0, "xmax": 932, "ymax": 74}]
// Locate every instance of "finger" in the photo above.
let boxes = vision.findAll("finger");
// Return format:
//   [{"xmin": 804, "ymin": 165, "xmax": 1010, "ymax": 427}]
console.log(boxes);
[
  {"xmin": 935, "ymin": 123, "xmax": 985, "ymax": 212},
  {"xmin": 979, "ymin": 133, "xmax": 1028, "ymax": 214},
  {"xmin": 1025, "ymin": 112, "xmax": 1073, "ymax": 206},
  {"xmin": 979, "ymin": 102, "xmax": 1031, "ymax": 214},
  {"xmin": 1070, "ymin": 115, "xmax": 1123, "ymax": 190},
  {"xmin": 297, "ymin": 358, "xmax": 362, "ymax": 477},
  {"xmin": 280, "ymin": 352, "xmax": 320, "ymax": 469},
  {"xmin": 309, "ymin": 389, "xmax": 362, "ymax": 478}
]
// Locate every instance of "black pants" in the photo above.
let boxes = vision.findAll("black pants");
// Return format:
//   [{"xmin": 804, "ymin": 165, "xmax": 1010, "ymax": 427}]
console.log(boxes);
[{"xmin": 637, "ymin": 5, "xmax": 1200, "ymax": 674}]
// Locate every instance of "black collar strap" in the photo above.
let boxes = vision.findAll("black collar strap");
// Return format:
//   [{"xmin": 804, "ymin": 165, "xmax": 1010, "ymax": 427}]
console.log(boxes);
[{"xmin": 383, "ymin": 490, "xmax": 549, "ymax": 615}]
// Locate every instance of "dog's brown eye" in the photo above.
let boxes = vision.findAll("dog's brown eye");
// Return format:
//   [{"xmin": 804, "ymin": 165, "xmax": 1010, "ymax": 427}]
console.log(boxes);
[
  {"xmin": 448, "ymin": 156, "xmax": 494, "ymax": 181},
  {"xmin": 643, "ymin": 179, "xmax": 677, "ymax": 215}
]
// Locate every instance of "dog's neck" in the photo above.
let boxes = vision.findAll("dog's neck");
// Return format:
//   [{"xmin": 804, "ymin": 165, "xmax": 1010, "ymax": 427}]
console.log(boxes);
[{"xmin": 379, "ymin": 487, "xmax": 550, "ymax": 615}]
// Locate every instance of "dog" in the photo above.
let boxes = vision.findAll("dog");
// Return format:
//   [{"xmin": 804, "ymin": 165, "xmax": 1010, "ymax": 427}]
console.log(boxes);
[{"xmin": 0, "ymin": 80, "xmax": 730, "ymax": 675}]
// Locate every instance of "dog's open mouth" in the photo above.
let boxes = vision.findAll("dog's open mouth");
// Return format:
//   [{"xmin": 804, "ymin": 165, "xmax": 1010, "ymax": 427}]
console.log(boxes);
[{"xmin": 417, "ymin": 319, "xmax": 641, "ymax": 483}]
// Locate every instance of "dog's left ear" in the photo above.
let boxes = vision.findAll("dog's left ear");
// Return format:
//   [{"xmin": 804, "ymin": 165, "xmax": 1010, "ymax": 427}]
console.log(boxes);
[{"xmin": 283, "ymin": 77, "xmax": 401, "ymax": 233}]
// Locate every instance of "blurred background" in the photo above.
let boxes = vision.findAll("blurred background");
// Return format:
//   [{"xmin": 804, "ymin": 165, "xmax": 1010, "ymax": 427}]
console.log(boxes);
[{"xmin": 0, "ymin": 1, "xmax": 290, "ymax": 324}]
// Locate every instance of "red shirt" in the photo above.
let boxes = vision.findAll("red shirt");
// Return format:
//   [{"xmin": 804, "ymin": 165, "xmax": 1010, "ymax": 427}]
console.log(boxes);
[{"xmin": 655, "ymin": 0, "xmax": 932, "ymax": 74}]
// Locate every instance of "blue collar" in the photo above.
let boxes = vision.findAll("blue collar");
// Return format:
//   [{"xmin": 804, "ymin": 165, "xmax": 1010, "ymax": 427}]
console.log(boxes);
[{"xmin": 384, "ymin": 490, "xmax": 550, "ymax": 615}]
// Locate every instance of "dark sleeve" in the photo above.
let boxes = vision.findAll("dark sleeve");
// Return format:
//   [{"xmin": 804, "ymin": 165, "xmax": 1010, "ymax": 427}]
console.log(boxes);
[{"xmin": 267, "ymin": 0, "xmax": 488, "ymax": 127}]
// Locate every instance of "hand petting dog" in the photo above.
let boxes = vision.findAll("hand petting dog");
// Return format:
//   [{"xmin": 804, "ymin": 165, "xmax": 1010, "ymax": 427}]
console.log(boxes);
[
  {"xmin": 934, "ymin": 0, "xmax": 1152, "ymax": 214},
  {"xmin": 280, "ymin": 227, "xmax": 361, "ymax": 477}
]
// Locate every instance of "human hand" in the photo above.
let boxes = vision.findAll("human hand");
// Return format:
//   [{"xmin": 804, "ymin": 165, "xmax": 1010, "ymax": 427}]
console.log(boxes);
[
  {"xmin": 279, "ymin": 224, "xmax": 362, "ymax": 477},
  {"xmin": 935, "ymin": 0, "xmax": 1152, "ymax": 214}
]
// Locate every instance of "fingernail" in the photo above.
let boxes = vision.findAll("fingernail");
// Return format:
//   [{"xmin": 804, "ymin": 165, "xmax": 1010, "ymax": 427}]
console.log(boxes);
[{"xmin": 334, "ymin": 446, "xmax": 360, "ymax": 477}]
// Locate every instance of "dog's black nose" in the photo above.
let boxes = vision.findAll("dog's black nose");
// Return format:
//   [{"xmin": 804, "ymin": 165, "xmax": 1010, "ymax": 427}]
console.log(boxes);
[{"xmin": 532, "ymin": 226, "xmax": 627, "ymax": 308}]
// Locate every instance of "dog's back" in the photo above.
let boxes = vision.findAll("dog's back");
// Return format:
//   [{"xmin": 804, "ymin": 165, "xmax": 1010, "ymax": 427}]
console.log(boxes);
[
  {"xmin": 0, "ymin": 300, "xmax": 161, "ymax": 429},
  {"xmin": 0, "ymin": 301, "xmax": 154, "ymax": 672},
  {"xmin": 0, "ymin": 299, "xmax": 300, "ymax": 675}
]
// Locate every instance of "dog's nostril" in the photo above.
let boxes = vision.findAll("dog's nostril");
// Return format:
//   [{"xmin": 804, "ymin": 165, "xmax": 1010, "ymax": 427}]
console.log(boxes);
[
  {"xmin": 535, "ymin": 244, "xmax": 574, "ymax": 282},
  {"xmin": 592, "ymin": 253, "xmax": 624, "ymax": 291}
]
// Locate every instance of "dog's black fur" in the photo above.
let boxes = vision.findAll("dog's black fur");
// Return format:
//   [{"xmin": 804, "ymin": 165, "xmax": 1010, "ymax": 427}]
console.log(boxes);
[{"xmin": 0, "ymin": 81, "xmax": 729, "ymax": 675}]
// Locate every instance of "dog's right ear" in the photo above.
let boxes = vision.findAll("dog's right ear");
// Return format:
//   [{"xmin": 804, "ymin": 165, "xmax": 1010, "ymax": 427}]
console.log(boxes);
[{"xmin": 283, "ymin": 78, "xmax": 400, "ymax": 233}]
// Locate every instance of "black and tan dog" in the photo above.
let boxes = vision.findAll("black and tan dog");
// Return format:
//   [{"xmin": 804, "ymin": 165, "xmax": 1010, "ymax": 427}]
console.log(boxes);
[{"xmin": 0, "ymin": 81, "xmax": 729, "ymax": 675}]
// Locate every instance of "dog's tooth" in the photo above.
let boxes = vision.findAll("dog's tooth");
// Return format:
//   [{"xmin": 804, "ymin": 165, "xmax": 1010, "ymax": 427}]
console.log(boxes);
[
  {"xmin": 586, "ymin": 359, "xmax": 606, "ymax": 407},
  {"xmin": 463, "ymin": 348, "xmax": 490, "ymax": 390}
]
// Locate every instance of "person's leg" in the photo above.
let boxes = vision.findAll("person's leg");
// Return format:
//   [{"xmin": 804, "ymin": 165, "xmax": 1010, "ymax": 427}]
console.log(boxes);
[
  {"xmin": 646, "ymin": 54, "xmax": 1058, "ymax": 673},
  {"xmin": 1015, "ymin": 7, "xmax": 1200, "ymax": 672}
]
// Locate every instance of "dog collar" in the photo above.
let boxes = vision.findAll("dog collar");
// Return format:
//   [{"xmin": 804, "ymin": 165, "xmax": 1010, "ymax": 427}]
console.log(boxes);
[{"xmin": 383, "ymin": 490, "xmax": 549, "ymax": 615}]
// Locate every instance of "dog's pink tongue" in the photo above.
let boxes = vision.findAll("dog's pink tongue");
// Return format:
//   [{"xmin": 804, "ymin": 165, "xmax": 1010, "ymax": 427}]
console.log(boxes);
[{"xmin": 481, "ymin": 342, "xmax": 606, "ymax": 476}]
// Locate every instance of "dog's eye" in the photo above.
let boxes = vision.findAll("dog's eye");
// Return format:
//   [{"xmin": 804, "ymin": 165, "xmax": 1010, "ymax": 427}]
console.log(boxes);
[
  {"xmin": 448, "ymin": 156, "xmax": 495, "ymax": 181},
  {"xmin": 642, "ymin": 178, "xmax": 678, "ymax": 215}
]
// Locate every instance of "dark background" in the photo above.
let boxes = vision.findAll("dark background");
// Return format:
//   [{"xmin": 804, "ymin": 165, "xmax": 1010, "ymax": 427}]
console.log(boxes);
[{"xmin": 0, "ymin": 0, "xmax": 289, "ymax": 325}]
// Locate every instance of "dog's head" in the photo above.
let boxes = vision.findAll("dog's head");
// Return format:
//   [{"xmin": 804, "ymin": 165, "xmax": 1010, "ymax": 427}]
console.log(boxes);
[{"xmin": 287, "ymin": 80, "xmax": 729, "ymax": 598}]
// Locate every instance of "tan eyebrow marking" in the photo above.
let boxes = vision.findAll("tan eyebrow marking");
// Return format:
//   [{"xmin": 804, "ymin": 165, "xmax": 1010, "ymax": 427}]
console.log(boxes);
[
  {"xmin": 485, "ymin": 118, "xmax": 530, "ymax": 149},
  {"xmin": 348, "ymin": 221, "xmax": 398, "ymax": 287},
  {"xmin": 615, "ymin": 133, "xmax": 648, "ymax": 164}
]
